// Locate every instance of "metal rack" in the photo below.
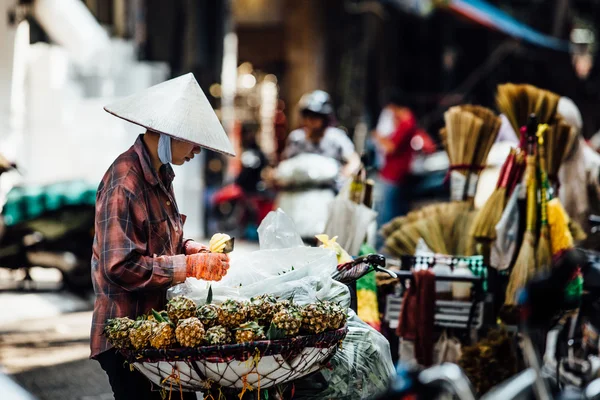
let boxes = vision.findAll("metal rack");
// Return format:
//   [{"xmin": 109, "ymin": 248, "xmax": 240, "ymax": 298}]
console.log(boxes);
[{"xmin": 383, "ymin": 257, "xmax": 488, "ymax": 334}]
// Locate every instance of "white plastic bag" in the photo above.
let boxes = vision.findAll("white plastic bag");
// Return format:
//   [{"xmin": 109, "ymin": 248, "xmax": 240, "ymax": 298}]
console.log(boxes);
[{"xmin": 275, "ymin": 153, "xmax": 338, "ymax": 186}]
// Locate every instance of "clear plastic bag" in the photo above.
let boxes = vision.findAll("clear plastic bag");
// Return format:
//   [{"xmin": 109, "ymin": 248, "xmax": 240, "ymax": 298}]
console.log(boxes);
[
  {"xmin": 168, "ymin": 210, "xmax": 343, "ymax": 305},
  {"xmin": 276, "ymin": 190, "xmax": 335, "ymax": 238},
  {"xmin": 275, "ymin": 153, "xmax": 339, "ymax": 186},
  {"xmin": 294, "ymin": 310, "xmax": 395, "ymax": 399}
]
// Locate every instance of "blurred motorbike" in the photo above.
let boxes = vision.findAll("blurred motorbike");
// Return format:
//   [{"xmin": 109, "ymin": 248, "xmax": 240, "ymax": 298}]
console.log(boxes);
[
  {"xmin": 212, "ymin": 145, "xmax": 274, "ymax": 240},
  {"xmin": 0, "ymin": 156, "xmax": 95, "ymax": 294}
]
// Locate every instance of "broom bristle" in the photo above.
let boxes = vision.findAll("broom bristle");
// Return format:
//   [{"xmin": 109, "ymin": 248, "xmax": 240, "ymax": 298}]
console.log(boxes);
[
  {"xmin": 470, "ymin": 188, "xmax": 507, "ymax": 240},
  {"xmin": 505, "ymin": 231, "xmax": 537, "ymax": 305},
  {"xmin": 496, "ymin": 83, "xmax": 560, "ymax": 135},
  {"xmin": 416, "ymin": 217, "xmax": 448, "ymax": 254},
  {"xmin": 536, "ymin": 227, "xmax": 552, "ymax": 273}
]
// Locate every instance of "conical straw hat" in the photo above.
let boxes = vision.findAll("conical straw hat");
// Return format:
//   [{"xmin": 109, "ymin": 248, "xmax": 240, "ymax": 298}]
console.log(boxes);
[{"xmin": 104, "ymin": 73, "xmax": 235, "ymax": 156}]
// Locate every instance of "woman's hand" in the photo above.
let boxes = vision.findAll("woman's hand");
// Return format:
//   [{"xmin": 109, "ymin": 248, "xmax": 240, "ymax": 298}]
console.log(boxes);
[{"xmin": 185, "ymin": 253, "xmax": 230, "ymax": 281}]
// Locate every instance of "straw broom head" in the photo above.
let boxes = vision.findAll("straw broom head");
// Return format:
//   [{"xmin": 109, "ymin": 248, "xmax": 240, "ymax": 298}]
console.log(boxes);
[
  {"xmin": 460, "ymin": 105, "xmax": 502, "ymax": 168},
  {"xmin": 415, "ymin": 217, "xmax": 448, "ymax": 254},
  {"xmin": 444, "ymin": 107, "xmax": 484, "ymax": 174},
  {"xmin": 546, "ymin": 118, "xmax": 578, "ymax": 179},
  {"xmin": 496, "ymin": 84, "xmax": 560, "ymax": 135}
]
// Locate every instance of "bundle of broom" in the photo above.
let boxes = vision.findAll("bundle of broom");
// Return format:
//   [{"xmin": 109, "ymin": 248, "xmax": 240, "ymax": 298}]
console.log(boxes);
[
  {"xmin": 542, "ymin": 118, "xmax": 587, "ymax": 242},
  {"xmin": 496, "ymin": 84, "xmax": 560, "ymax": 136},
  {"xmin": 443, "ymin": 106, "xmax": 484, "ymax": 202},
  {"xmin": 459, "ymin": 105, "xmax": 502, "ymax": 202},
  {"xmin": 505, "ymin": 115, "xmax": 539, "ymax": 306},
  {"xmin": 383, "ymin": 105, "xmax": 499, "ymax": 257},
  {"xmin": 383, "ymin": 208, "xmax": 452, "ymax": 256}
]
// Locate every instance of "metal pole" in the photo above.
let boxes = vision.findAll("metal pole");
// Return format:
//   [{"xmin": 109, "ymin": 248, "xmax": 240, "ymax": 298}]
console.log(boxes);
[{"xmin": 552, "ymin": 0, "xmax": 570, "ymax": 38}]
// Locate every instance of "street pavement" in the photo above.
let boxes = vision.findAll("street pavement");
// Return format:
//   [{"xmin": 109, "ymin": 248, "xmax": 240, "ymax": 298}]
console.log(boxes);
[{"xmin": 0, "ymin": 239, "xmax": 260, "ymax": 400}]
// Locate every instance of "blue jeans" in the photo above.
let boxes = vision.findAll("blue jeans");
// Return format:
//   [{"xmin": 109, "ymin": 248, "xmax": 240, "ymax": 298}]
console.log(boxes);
[{"xmin": 375, "ymin": 179, "xmax": 409, "ymax": 250}]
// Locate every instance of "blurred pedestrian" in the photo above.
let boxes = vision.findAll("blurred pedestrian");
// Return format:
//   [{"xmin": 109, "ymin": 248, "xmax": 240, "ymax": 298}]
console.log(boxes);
[
  {"xmin": 273, "ymin": 99, "xmax": 288, "ymax": 163},
  {"xmin": 373, "ymin": 90, "xmax": 422, "ymax": 249},
  {"xmin": 282, "ymin": 90, "xmax": 361, "ymax": 177},
  {"xmin": 235, "ymin": 124, "xmax": 269, "ymax": 193},
  {"xmin": 91, "ymin": 74, "xmax": 233, "ymax": 400}
]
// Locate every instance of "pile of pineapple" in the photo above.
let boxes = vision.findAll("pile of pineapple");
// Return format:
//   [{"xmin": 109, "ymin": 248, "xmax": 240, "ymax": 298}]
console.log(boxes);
[{"xmin": 104, "ymin": 295, "xmax": 347, "ymax": 350}]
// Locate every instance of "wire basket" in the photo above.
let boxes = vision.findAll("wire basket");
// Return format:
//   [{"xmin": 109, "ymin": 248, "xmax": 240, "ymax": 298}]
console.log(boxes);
[{"xmin": 119, "ymin": 327, "xmax": 347, "ymax": 392}]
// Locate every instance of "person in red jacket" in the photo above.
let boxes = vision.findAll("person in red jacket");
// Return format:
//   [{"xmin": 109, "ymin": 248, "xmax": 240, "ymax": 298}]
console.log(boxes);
[{"xmin": 373, "ymin": 91, "xmax": 429, "ymax": 249}]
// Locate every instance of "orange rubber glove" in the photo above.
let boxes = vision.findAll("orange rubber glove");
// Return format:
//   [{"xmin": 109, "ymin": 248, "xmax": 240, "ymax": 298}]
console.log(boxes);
[
  {"xmin": 186, "ymin": 253, "xmax": 230, "ymax": 281},
  {"xmin": 183, "ymin": 240, "xmax": 209, "ymax": 255}
]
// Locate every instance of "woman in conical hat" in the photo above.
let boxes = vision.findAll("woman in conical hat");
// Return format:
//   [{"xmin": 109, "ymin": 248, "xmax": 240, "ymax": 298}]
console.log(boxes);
[{"xmin": 91, "ymin": 73, "xmax": 234, "ymax": 399}]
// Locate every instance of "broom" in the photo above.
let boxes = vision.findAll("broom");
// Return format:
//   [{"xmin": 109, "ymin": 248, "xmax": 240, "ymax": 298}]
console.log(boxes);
[
  {"xmin": 536, "ymin": 124, "xmax": 552, "ymax": 273},
  {"xmin": 415, "ymin": 217, "xmax": 448, "ymax": 254},
  {"xmin": 496, "ymin": 84, "xmax": 560, "ymax": 135},
  {"xmin": 459, "ymin": 105, "xmax": 502, "ymax": 202},
  {"xmin": 470, "ymin": 148, "xmax": 517, "ymax": 241},
  {"xmin": 505, "ymin": 115, "xmax": 538, "ymax": 305},
  {"xmin": 545, "ymin": 118, "xmax": 578, "ymax": 192},
  {"xmin": 444, "ymin": 107, "xmax": 484, "ymax": 201}
]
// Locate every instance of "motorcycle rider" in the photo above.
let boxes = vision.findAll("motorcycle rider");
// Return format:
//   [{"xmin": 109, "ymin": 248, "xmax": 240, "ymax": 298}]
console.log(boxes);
[
  {"xmin": 90, "ymin": 73, "xmax": 234, "ymax": 399},
  {"xmin": 282, "ymin": 90, "xmax": 360, "ymax": 178}
]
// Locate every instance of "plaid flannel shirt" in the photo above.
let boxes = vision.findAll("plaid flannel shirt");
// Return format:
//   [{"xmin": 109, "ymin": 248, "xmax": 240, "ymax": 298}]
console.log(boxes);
[{"xmin": 90, "ymin": 135, "xmax": 188, "ymax": 358}]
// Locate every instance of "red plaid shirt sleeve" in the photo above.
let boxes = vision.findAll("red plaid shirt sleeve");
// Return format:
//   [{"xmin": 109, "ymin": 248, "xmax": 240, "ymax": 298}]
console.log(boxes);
[{"xmin": 96, "ymin": 184, "xmax": 187, "ymax": 291}]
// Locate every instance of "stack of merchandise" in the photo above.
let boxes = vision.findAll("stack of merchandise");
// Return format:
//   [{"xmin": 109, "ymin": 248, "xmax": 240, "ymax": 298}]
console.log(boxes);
[
  {"xmin": 381, "ymin": 105, "xmax": 501, "ymax": 257},
  {"xmin": 464, "ymin": 83, "xmax": 582, "ymax": 306}
]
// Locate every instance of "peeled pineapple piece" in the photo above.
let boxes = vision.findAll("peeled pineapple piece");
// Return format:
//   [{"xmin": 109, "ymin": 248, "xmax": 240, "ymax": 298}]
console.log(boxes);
[{"xmin": 209, "ymin": 233, "xmax": 231, "ymax": 253}]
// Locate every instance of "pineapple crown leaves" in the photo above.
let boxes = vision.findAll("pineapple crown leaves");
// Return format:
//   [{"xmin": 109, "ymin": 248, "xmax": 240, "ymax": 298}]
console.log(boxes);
[
  {"xmin": 151, "ymin": 309, "xmax": 174, "ymax": 326},
  {"xmin": 266, "ymin": 322, "xmax": 286, "ymax": 340},
  {"xmin": 235, "ymin": 321, "xmax": 263, "ymax": 332},
  {"xmin": 206, "ymin": 285, "xmax": 213, "ymax": 305}
]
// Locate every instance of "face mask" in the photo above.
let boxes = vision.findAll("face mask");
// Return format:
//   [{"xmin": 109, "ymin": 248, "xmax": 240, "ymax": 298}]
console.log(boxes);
[{"xmin": 158, "ymin": 134, "xmax": 172, "ymax": 164}]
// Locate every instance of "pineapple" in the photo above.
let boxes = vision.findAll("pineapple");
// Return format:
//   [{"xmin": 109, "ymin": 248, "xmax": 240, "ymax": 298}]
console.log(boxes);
[
  {"xmin": 272, "ymin": 305, "xmax": 302, "ymax": 336},
  {"xmin": 167, "ymin": 296, "xmax": 197, "ymax": 324},
  {"xmin": 301, "ymin": 303, "xmax": 329, "ymax": 334},
  {"xmin": 235, "ymin": 321, "xmax": 266, "ymax": 344},
  {"xmin": 104, "ymin": 317, "xmax": 134, "ymax": 349},
  {"xmin": 325, "ymin": 301, "xmax": 347, "ymax": 329},
  {"xmin": 275, "ymin": 299, "xmax": 291, "ymax": 312},
  {"xmin": 196, "ymin": 304, "xmax": 219, "ymax": 328},
  {"xmin": 129, "ymin": 318, "xmax": 154, "ymax": 350},
  {"xmin": 148, "ymin": 310, "xmax": 177, "ymax": 349},
  {"xmin": 217, "ymin": 300, "xmax": 248, "ymax": 328},
  {"xmin": 204, "ymin": 325, "xmax": 233, "ymax": 346},
  {"xmin": 150, "ymin": 322, "xmax": 177, "ymax": 349},
  {"xmin": 248, "ymin": 294, "xmax": 278, "ymax": 325},
  {"xmin": 175, "ymin": 317, "xmax": 205, "ymax": 347}
]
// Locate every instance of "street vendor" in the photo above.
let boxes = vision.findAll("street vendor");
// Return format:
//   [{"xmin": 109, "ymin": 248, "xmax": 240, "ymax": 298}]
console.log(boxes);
[{"xmin": 90, "ymin": 73, "xmax": 235, "ymax": 399}]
